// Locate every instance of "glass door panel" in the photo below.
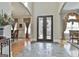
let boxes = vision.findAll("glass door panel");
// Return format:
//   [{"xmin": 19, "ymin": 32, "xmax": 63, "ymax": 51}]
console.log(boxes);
[
  {"xmin": 38, "ymin": 17, "xmax": 43, "ymax": 39},
  {"xmin": 37, "ymin": 15, "xmax": 53, "ymax": 42},
  {"xmin": 46, "ymin": 17, "xmax": 51, "ymax": 39}
]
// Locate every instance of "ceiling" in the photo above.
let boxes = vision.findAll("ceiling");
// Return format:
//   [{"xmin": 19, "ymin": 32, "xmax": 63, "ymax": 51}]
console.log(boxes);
[
  {"xmin": 11, "ymin": 2, "xmax": 30, "ymax": 17},
  {"xmin": 63, "ymin": 2, "xmax": 79, "ymax": 10}
]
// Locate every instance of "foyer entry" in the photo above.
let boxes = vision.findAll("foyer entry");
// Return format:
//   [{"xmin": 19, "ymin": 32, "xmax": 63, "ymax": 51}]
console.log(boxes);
[{"xmin": 37, "ymin": 15, "xmax": 53, "ymax": 42}]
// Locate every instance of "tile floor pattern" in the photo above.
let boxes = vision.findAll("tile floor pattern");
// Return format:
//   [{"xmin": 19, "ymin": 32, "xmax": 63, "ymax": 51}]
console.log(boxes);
[{"xmin": 15, "ymin": 42, "xmax": 79, "ymax": 57}]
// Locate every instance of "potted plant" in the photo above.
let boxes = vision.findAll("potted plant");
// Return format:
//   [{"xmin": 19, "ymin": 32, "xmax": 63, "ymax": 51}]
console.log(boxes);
[{"xmin": 0, "ymin": 13, "xmax": 14, "ymax": 26}]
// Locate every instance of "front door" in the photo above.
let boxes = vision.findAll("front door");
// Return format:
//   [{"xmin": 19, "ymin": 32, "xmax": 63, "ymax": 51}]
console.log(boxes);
[{"xmin": 37, "ymin": 15, "xmax": 53, "ymax": 42}]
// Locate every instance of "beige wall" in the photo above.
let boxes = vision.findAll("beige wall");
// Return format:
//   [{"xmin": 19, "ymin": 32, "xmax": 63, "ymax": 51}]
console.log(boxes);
[{"xmin": 31, "ymin": 2, "xmax": 62, "ymax": 43}]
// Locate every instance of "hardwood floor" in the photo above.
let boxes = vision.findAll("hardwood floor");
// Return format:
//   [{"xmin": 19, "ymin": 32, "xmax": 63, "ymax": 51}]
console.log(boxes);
[
  {"xmin": 11, "ymin": 39, "xmax": 26, "ymax": 56},
  {"xmin": 11, "ymin": 39, "xmax": 79, "ymax": 57}
]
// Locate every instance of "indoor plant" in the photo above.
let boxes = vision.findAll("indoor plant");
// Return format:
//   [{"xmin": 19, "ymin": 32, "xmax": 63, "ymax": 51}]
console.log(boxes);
[{"xmin": 0, "ymin": 13, "xmax": 14, "ymax": 26}]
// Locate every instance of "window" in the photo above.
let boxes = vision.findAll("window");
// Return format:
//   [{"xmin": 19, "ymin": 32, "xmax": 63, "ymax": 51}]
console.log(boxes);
[
  {"xmin": 65, "ymin": 15, "xmax": 79, "ymax": 33},
  {"xmin": 66, "ymin": 22, "xmax": 79, "ymax": 30}
]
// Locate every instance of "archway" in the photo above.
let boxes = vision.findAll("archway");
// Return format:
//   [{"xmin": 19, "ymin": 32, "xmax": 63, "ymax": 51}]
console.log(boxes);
[{"xmin": 61, "ymin": 11, "xmax": 79, "ymax": 46}]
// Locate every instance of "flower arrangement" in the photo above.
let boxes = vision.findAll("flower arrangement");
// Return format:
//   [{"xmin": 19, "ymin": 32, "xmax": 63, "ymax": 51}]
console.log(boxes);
[{"xmin": 0, "ymin": 10, "xmax": 14, "ymax": 26}]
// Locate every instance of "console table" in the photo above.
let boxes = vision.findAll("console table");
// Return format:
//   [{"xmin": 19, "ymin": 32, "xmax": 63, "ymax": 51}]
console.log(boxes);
[
  {"xmin": 0, "ymin": 25, "xmax": 11, "ymax": 57},
  {"xmin": 69, "ymin": 30, "xmax": 79, "ymax": 44},
  {"xmin": 0, "ymin": 37, "xmax": 10, "ymax": 57}
]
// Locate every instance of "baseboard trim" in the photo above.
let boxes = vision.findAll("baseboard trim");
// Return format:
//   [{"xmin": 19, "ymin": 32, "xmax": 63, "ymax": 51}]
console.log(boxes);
[
  {"xmin": 31, "ymin": 41, "xmax": 37, "ymax": 43},
  {"xmin": 31, "ymin": 41, "xmax": 59, "ymax": 44}
]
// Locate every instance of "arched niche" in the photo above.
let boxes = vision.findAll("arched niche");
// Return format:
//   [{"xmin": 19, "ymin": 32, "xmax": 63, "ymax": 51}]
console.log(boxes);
[
  {"xmin": 61, "ymin": 11, "xmax": 79, "ymax": 40},
  {"xmin": 64, "ymin": 12, "xmax": 79, "ymax": 22},
  {"xmin": 64, "ymin": 12, "xmax": 79, "ymax": 31}
]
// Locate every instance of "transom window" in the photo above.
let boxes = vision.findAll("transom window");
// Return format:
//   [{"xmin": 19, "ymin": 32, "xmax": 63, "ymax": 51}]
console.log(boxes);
[{"xmin": 65, "ymin": 13, "xmax": 79, "ymax": 33}]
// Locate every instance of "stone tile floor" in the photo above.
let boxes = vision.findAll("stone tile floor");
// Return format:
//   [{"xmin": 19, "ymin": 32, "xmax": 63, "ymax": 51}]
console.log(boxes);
[{"xmin": 15, "ymin": 42, "xmax": 79, "ymax": 57}]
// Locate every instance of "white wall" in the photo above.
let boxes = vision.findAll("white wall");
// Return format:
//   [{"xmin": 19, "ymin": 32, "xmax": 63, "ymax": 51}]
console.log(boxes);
[
  {"xmin": 11, "ymin": 2, "xmax": 30, "ymax": 17},
  {"xmin": 27, "ymin": 2, "xmax": 33, "ymax": 15},
  {"xmin": 31, "ymin": 2, "xmax": 62, "ymax": 43},
  {"xmin": 0, "ymin": 2, "xmax": 11, "ymax": 16},
  {"xmin": 58, "ymin": 2, "xmax": 65, "ymax": 14}
]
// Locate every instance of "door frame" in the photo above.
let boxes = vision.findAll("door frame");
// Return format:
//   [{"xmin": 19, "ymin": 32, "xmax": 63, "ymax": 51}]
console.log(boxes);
[{"xmin": 37, "ymin": 15, "xmax": 53, "ymax": 42}]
